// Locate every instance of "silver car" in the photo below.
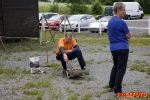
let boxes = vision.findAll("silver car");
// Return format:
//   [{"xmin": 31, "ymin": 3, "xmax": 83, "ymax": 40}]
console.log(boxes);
[
  {"xmin": 60, "ymin": 14, "xmax": 96, "ymax": 32},
  {"xmin": 88, "ymin": 16, "xmax": 112, "ymax": 33}
]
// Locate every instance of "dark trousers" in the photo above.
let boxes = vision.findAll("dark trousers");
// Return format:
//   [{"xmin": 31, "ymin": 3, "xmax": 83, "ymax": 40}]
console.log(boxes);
[
  {"xmin": 56, "ymin": 50, "xmax": 86, "ymax": 70},
  {"xmin": 109, "ymin": 49, "xmax": 129, "ymax": 93}
]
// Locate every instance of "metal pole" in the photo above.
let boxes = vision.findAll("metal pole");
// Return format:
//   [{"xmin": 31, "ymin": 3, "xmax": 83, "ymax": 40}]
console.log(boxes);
[
  {"xmin": 99, "ymin": 19, "xmax": 101, "ymax": 35},
  {"xmin": 64, "ymin": 15, "xmax": 66, "ymax": 35},
  {"xmin": 40, "ymin": 14, "xmax": 45, "ymax": 45},
  {"xmin": 78, "ymin": 20, "xmax": 80, "ymax": 33}
]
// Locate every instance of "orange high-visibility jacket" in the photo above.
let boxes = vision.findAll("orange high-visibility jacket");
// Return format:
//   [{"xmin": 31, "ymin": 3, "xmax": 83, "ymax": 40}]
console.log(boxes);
[{"xmin": 56, "ymin": 37, "xmax": 77, "ymax": 55}]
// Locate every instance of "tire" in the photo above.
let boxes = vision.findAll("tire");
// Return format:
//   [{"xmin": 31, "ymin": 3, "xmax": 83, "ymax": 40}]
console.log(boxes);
[
  {"xmin": 103, "ymin": 29, "xmax": 107, "ymax": 33},
  {"xmin": 140, "ymin": 14, "xmax": 143, "ymax": 19},
  {"xmin": 56, "ymin": 25, "xmax": 59, "ymax": 30},
  {"xmin": 127, "ymin": 16, "xmax": 131, "ymax": 20}
]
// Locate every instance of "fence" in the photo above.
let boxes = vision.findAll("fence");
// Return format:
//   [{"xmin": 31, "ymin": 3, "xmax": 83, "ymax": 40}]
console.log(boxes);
[{"xmin": 60, "ymin": 18, "xmax": 150, "ymax": 35}]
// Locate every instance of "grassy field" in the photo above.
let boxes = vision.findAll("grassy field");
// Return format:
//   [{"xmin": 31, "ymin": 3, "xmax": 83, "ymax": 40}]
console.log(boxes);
[
  {"xmin": 38, "ymin": 2, "xmax": 150, "ymax": 15},
  {"xmin": 38, "ymin": 2, "xmax": 105, "ymax": 15},
  {"xmin": 1, "ymin": 32, "xmax": 150, "ymax": 53},
  {"xmin": 38, "ymin": 2, "xmax": 70, "ymax": 14}
]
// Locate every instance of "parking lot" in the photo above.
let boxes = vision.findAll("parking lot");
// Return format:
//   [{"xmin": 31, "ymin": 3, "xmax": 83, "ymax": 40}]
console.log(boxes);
[
  {"xmin": 125, "ymin": 16, "xmax": 150, "ymax": 35},
  {"xmin": 66, "ymin": 16, "xmax": 150, "ymax": 35}
]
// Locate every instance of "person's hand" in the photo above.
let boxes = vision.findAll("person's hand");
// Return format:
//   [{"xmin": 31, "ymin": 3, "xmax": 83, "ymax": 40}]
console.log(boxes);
[
  {"xmin": 63, "ymin": 54, "xmax": 68, "ymax": 63},
  {"xmin": 65, "ymin": 50, "xmax": 72, "ymax": 54}
]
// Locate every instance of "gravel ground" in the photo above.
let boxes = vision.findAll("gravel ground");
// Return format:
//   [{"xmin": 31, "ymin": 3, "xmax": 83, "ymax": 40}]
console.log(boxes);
[{"xmin": 0, "ymin": 43, "xmax": 150, "ymax": 100}]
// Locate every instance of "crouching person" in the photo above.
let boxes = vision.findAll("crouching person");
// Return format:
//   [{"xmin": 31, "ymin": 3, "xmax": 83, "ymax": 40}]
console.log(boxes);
[{"xmin": 56, "ymin": 32, "xmax": 86, "ymax": 71}]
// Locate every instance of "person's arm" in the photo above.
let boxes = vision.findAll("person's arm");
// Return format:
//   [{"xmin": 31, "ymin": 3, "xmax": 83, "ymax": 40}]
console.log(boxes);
[
  {"xmin": 126, "ymin": 32, "xmax": 132, "ymax": 39},
  {"xmin": 65, "ymin": 45, "xmax": 80, "ymax": 54},
  {"xmin": 122, "ymin": 21, "xmax": 132, "ymax": 39},
  {"xmin": 72, "ymin": 45, "xmax": 80, "ymax": 52},
  {"xmin": 60, "ymin": 46, "xmax": 65, "ymax": 54},
  {"xmin": 59, "ymin": 46, "xmax": 68, "ymax": 63}
]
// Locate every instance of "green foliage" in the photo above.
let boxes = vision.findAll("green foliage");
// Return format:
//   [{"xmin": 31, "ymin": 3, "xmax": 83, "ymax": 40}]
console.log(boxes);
[
  {"xmin": 82, "ymin": 94, "xmax": 93, "ymax": 100},
  {"xmin": 91, "ymin": 0, "xmax": 103, "ymax": 15},
  {"xmin": 23, "ymin": 89, "xmax": 39, "ymax": 95},
  {"xmin": 39, "ymin": 2, "xmax": 70, "ymax": 14},
  {"xmin": 67, "ymin": 93, "xmax": 79, "ymax": 100},
  {"xmin": 22, "ymin": 68, "xmax": 30, "ymax": 74},
  {"xmin": 0, "ymin": 65, "xmax": 18, "ymax": 75},
  {"xmin": 148, "ymin": 68, "xmax": 150, "ymax": 75},
  {"xmin": 49, "ymin": 2, "xmax": 59, "ymax": 12},
  {"xmin": 95, "ymin": 91, "xmax": 101, "ymax": 97},
  {"xmin": 103, "ymin": 0, "xmax": 113, "ymax": 5},
  {"xmin": 67, "ymin": 1, "xmax": 89, "ymax": 14},
  {"xmin": 48, "ymin": 86, "xmax": 62, "ymax": 100},
  {"xmin": 23, "ymin": 78, "xmax": 52, "ymax": 89},
  {"xmin": 51, "ymin": 63, "xmax": 60, "ymax": 70},
  {"xmin": 138, "ymin": 0, "xmax": 150, "ymax": 14}
]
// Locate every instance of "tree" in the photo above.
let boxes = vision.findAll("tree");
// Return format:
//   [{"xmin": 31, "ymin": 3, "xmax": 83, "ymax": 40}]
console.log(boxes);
[
  {"xmin": 137, "ymin": 0, "xmax": 150, "ymax": 14},
  {"xmin": 104, "ymin": 0, "xmax": 113, "ymax": 5},
  {"xmin": 91, "ymin": 0, "xmax": 103, "ymax": 15},
  {"xmin": 66, "ymin": 0, "xmax": 89, "ymax": 14},
  {"xmin": 49, "ymin": 3, "xmax": 59, "ymax": 12}
]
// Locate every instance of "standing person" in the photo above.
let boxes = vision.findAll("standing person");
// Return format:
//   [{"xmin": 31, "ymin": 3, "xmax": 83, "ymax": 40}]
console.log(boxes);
[
  {"xmin": 56, "ymin": 32, "xmax": 86, "ymax": 71},
  {"xmin": 107, "ymin": 2, "xmax": 132, "ymax": 94}
]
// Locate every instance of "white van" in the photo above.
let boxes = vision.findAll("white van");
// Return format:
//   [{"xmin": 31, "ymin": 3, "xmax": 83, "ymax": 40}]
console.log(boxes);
[{"xmin": 113, "ymin": 2, "xmax": 144, "ymax": 19}]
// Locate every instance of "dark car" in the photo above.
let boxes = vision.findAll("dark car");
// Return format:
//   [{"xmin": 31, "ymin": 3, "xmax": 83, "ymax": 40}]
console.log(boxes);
[{"xmin": 104, "ymin": 6, "xmax": 113, "ymax": 16}]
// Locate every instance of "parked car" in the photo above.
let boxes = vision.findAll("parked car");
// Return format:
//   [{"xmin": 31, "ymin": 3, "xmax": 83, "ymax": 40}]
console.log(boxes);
[
  {"xmin": 60, "ymin": 14, "xmax": 96, "ymax": 32},
  {"xmin": 104, "ymin": 6, "xmax": 113, "ymax": 16},
  {"xmin": 39, "ymin": 12, "xmax": 59, "ymax": 20},
  {"xmin": 88, "ymin": 16, "xmax": 112, "ymax": 33},
  {"xmin": 46, "ymin": 14, "xmax": 71, "ymax": 30},
  {"xmin": 39, "ymin": 12, "xmax": 59, "ymax": 28},
  {"xmin": 95, "ymin": 15, "xmax": 104, "ymax": 20},
  {"xmin": 113, "ymin": 2, "xmax": 144, "ymax": 19}
]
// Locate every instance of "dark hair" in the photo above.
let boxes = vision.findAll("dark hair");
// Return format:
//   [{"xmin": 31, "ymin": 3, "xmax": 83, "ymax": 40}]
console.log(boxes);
[
  {"xmin": 65, "ymin": 32, "xmax": 72, "ymax": 38},
  {"xmin": 113, "ymin": 2, "xmax": 125, "ymax": 14}
]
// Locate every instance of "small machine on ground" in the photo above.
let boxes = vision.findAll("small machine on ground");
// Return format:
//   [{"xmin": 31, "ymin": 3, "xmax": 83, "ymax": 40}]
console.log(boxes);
[{"xmin": 63, "ymin": 62, "xmax": 89, "ymax": 79}]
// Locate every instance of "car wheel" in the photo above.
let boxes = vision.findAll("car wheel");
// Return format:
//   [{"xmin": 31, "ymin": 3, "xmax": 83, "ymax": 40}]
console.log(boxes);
[
  {"xmin": 56, "ymin": 25, "xmax": 59, "ymax": 30},
  {"xmin": 103, "ymin": 29, "xmax": 107, "ymax": 32},
  {"xmin": 140, "ymin": 14, "xmax": 143, "ymax": 19},
  {"xmin": 90, "ymin": 30, "xmax": 94, "ymax": 33},
  {"xmin": 127, "ymin": 16, "xmax": 131, "ymax": 20}
]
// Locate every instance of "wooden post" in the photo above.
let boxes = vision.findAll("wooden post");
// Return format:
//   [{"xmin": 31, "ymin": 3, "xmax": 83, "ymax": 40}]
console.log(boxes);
[{"xmin": 0, "ymin": 36, "xmax": 6, "ymax": 52}]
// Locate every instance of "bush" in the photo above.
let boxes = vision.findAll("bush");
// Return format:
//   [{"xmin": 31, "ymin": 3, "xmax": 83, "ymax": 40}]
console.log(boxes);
[
  {"xmin": 49, "ymin": 3, "xmax": 59, "ymax": 12},
  {"xmin": 91, "ymin": 0, "xmax": 103, "ymax": 15},
  {"xmin": 67, "ymin": 3, "xmax": 89, "ymax": 14}
]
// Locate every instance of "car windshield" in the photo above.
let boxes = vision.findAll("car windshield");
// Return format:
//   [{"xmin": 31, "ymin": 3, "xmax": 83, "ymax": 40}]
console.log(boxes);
[
  {"xmin": 68, "ymin": 15, "xmax": 83, "ymax": 21},
  {"xmin": 49, "ymin": 15, "xmax": 61, "ymax": 20},
  {"xmin": 101, "ymin": 17, "xmax": 112, "ymax": 21}
]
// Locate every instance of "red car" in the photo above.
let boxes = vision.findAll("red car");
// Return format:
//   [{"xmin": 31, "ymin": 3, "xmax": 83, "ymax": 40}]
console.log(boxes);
[{"xmin": 46, "ymin": 14, "xmax": 70, "ymax": 30}]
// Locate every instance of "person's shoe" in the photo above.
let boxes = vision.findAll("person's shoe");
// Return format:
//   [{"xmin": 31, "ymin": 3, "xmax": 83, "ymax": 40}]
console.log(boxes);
[
  {"xmin": 63, "ymin": 69, "xmax": 67, "ymax": 77},
  {"xmin": 108, "ymin": 88, "xmax": 114, "ymax": 92},
  {"xmin": 82, "ymin": 68, "xmax": 86, "ymax": 70}
]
